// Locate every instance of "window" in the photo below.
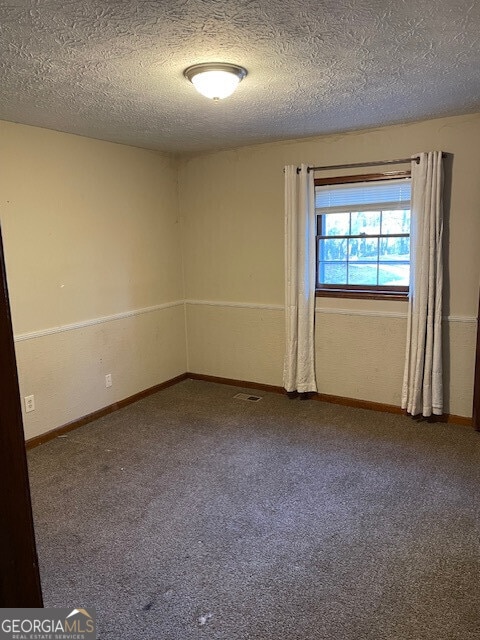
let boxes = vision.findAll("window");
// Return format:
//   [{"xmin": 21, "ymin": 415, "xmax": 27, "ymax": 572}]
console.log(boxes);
[{"xmin": 315, "ymin": 173, "xmax": 411, "ymax": 299}]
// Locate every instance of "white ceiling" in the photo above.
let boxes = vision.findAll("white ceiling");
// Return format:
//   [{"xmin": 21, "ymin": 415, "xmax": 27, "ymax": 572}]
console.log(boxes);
[{"xmin": 1, "ymin": 0, "xmax": 479, "ymax": 154}]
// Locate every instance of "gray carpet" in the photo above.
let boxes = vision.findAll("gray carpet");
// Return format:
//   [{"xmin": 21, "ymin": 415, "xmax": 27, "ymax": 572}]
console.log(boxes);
[{"xmin": 27, "ymin": 379, "xmax": 480, "ymax": 640}]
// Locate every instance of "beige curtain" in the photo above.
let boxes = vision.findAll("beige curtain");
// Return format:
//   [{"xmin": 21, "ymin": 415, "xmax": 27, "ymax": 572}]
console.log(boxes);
[
  {"xmin": 283, "ymin": 165, "xmax": 317, "ymax": 393},
  {"xmin": 402, "ymin": 151, "xmax": 444, "ymax": 416}
]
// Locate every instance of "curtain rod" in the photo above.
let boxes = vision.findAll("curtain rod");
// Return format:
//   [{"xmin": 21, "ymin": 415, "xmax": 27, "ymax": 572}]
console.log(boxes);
[{"xmin": 300, "ymin": 152, "xmax": 447, "ymax": 173}]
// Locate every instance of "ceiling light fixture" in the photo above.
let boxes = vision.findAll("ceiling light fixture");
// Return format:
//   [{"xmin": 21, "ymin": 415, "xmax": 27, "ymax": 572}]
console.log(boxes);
[{"xmin": 184, "ymin": 63, "xmax": 247, "ymax": 101}]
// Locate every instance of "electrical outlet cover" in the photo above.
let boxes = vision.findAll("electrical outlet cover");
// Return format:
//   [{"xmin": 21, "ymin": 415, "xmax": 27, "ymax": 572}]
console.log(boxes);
[{"xmin": 24, "ymin": 395, "xmax": 35, "ymax": 412}]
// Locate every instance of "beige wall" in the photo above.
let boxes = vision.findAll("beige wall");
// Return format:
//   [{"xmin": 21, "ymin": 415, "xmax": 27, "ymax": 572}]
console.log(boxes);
[
  {"xmin": 179, "ymin": 113, "xmax": 480, "ymax": 417},
  {"xmin": 0, "ymin": 121, "xmax": 186, "ymax": 439},
  {"xmin": 2, "ymin": 113, "xmax": 478, "ymax": 438}
]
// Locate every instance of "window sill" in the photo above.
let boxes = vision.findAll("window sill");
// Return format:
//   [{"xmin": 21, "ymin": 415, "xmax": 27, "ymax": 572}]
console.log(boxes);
[{"xmin": 315, "ymin": 288, "xmax": 409, "ymax": 301}]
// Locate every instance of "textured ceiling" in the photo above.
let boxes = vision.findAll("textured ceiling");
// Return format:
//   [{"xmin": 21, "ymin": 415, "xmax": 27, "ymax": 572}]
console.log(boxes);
[{"xmin": 1, "ymin": 0, "xmax": 480, "ymax": 154}]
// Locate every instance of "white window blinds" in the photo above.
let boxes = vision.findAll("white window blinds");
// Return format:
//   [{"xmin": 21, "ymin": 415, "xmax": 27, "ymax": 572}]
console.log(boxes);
[{"xmin": 316, "ymin": 179, "xmax": 411, "ymax": 213}]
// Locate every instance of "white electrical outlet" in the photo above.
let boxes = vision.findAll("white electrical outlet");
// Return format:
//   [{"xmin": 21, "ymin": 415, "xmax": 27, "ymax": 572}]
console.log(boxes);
[
  {"xmin": 25, "ymin": 395, "xmax": 35, "ymax": 413},
  {"xmin": 105, "ymin": 374, "xmax": 112, "ymax": 388}
]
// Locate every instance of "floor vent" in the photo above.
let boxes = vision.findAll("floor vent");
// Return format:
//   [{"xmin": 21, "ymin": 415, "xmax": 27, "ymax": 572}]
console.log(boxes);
[{"xmin": 233, "ymin": 393, "xmax": 262, "ymax": 402}]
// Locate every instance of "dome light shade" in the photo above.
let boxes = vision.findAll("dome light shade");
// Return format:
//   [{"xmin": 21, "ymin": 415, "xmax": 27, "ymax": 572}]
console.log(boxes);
[{"xmin": 184, "ymin": 63, "xmax": 247, "ymax": 101}]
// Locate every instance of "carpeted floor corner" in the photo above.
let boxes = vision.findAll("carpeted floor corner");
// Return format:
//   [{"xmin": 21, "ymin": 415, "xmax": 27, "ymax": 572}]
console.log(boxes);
[{"xmin": 27, "ymin": 379, "xmax": 480, "ymax": 639}]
